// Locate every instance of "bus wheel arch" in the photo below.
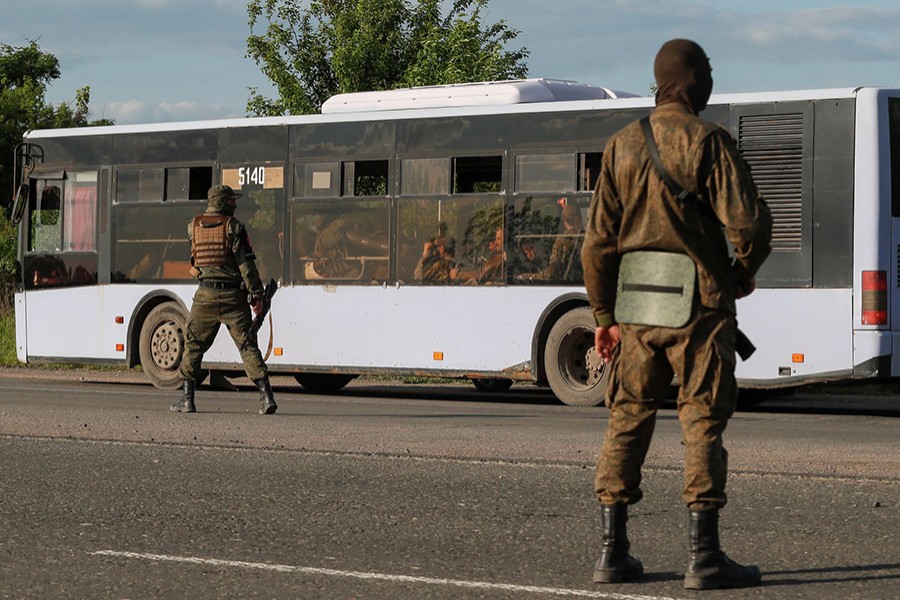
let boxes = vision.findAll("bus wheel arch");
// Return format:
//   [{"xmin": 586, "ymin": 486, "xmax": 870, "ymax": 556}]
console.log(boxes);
[
  {"xmin": 134, "ymin": 295, "xmax": 189, "ymax": 389},
  {"xmin": 532, "ymin": 293, "xmax": 591, "ymax": 385},
  {"xmin": 541, "ymin": 304, "xmax": 609, "ymax": 407}
]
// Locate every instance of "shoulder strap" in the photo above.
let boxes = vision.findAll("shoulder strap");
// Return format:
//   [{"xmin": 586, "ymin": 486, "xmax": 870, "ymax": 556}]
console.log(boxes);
[
  {"xmin": 640, "ymin": 117, "xmax": 720, "ymax": 225},
  {"xmin": 640, "ymin": 117, "xmax": 691, "ymax": 201}
]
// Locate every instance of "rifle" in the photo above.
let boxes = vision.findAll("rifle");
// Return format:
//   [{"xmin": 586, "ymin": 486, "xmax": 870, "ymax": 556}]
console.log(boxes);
[{"xmin": 249, "ymin": 278, "xmax": 278, "ymax": 338}]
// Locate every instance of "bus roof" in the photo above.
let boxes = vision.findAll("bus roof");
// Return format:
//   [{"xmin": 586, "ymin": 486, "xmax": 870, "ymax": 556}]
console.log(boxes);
[{"xmin": 24, "ymin": 84, "xmax": 893, "ymax": 140}]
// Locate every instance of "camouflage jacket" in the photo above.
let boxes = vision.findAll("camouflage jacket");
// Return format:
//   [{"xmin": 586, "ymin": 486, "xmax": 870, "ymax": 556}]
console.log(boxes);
[
  {"xmin": 581, "ymin": 102, "xmax": 772, "ymax": 327},
  {"xmin": 187, "ymin": 209, "xmax": 265, "ymax": 299}
]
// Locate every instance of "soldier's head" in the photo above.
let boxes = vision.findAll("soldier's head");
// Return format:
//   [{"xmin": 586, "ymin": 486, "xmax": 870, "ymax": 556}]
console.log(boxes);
[
  {"xmin": 654, "ymin": 39, "xmax": 713, "ymax": 114},
  {"xmin": 207, "ymin": 184, "xmax": 242, "ymax": 216}
]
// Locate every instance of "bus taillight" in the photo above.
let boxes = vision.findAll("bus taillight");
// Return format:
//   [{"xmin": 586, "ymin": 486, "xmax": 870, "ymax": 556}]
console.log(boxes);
[{"xmin": 861, "ymin": 270, "xmax": 888, "ymax": 325}]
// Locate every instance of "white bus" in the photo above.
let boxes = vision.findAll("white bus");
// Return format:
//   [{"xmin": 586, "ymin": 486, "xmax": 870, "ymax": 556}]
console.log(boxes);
[{"xmin": 9, "ymin": 80, "xmax": 900, "ymax": 405}]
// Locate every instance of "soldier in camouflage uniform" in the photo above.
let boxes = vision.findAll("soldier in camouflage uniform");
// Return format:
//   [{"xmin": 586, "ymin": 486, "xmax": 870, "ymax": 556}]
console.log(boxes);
[
  {"xmin": 520, "ymin": 203, "xmax": 584, "ymax": 282},
  {"xmin": 170, "ymin": 184, "xmax": 277, "ymax": 415},
  {"xmin": 581, "ymin": 40, "xmax": 772, "ymax": 589}
]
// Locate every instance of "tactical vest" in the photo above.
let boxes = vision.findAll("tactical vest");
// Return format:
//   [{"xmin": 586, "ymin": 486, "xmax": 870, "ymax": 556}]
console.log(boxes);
[{"xmin": 191, "ymin": 214, "xmax": 232, "ymax": 267}]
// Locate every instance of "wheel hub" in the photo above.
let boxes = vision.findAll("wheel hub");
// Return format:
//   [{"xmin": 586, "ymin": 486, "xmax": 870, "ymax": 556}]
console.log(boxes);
[
  {"xmin": 151, "ymin": 321, "xmax": 182, "ymax": 369},
  {"xmin": 559, "ymin": 327, "xmax": 606, "ymax": 389},
  {"xmin": 584, "ymin": 345, "xmax": 605, "ymax": 385}
]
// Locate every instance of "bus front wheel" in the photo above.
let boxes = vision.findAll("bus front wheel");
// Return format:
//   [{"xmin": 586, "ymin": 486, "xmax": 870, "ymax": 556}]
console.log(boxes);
[
  {"xmin": 139, "ymin": 302, "xmax": 187, "ymax": 389},
  {"xmin": 544, "ymin": 307, "xmax": 609, "ymax": 407},
  {"xmin": 294, "ymin": 373, "xmax": 357, "ymax": 393}
]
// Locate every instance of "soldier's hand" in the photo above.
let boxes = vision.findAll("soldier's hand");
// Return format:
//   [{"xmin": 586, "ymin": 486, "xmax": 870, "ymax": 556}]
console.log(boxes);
[
  {"xmin": 595, "ymin": 325, "xmax": 621, "ymax": 364},
  {"xmin": 251, "ymin": 299, "xmax": 263, "ymax": 316}
]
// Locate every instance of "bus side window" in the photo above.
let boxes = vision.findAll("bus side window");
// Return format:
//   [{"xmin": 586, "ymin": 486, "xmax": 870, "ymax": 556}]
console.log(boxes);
[
  {"xmin": 291, "ymin": 199, "xmax": 390, "ymax": 284},
  {"xmin": 454, "ymin": 156, "xmax": 502, "ymax": 194},
  {"xmin": 511, "ymin": 195, "xmax": 586, "ymax": 284},
  {"xmin": 63, "ymin": 171, "xmax": 98, "ymax": 252},
  {"xmin": 579, "ymin": 152, "xmax": 602, "ymax": 192},
  {"xmin": 343, "ymin": 160, "xmax": 389, "ymax": 197}
]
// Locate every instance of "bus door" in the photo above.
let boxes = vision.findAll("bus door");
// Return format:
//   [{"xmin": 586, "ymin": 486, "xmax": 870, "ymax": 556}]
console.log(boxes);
[{"xmin": 20, "ymin": 168, "xmax": 100, "ymax": 290}]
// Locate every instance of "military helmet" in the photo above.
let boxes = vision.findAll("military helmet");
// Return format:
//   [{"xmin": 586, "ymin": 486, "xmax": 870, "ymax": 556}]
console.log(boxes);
[{"xmin": 207, "ymin": 184, "xmax": 242, "ymax": 211}]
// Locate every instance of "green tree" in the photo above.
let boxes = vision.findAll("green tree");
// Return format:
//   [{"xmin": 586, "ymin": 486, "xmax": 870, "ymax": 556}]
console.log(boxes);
[
  {"xmin": 246, "ymin": 0, "xmax": 529, "ymax": 116},
  {"xmin": 0, "ymin": 41, "xmax": 111, "ymax": 309}
]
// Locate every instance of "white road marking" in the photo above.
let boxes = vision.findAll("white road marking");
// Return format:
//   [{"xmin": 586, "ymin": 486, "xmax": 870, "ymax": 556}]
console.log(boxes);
[{"xmin": 91, "ymin": 550, "xmax": 685, "ymax": 600}]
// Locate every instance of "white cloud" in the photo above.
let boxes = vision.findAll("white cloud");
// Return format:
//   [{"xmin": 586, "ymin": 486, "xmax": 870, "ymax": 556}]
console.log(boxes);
[{"xmin": 99, "ymin": 100, "xmax": 242, "ymax": 125}]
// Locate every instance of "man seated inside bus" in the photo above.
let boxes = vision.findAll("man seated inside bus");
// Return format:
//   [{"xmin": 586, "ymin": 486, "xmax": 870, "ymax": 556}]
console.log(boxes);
[
  {"xmin": 414, "ymin": 233, "xmax": 473, "ymax": 283},
  {"xmin": 518, "ymin": 201, "xmax": 584, "ymax": 282},
  {"xmin": 310, "ymin": 215, "xmax": 362, "ymax": 279},
  {"xmin": 515, "ymin": 239, "xmax": 544, "ymax": 274},
  {"xmin": 473, "ymin": 226, "xmax": 506, "ymax": 284}
]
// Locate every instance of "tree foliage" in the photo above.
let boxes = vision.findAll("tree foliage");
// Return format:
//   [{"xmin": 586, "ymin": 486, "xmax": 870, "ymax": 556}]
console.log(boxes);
[
  {"xmin": 246, "ymin": 0, "xmax": 529, "ymax": 116},
  {"xmin": 0, "ymin": 41, "xmax": 112, "ymax": 308}
]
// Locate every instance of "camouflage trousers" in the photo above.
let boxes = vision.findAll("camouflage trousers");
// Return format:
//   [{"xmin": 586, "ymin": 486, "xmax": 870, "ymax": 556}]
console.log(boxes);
[
  {"xmin": 595, "ymin": 306, "xmax": 737, "ymax": 510},
  {"xmin": 179, "ymin": 287, "xmax": 268, "ymax": 384}
]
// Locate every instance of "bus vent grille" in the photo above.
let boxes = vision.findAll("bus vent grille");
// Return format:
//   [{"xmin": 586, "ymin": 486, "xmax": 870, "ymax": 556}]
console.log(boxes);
[
  {"xmin": 897, "ymin": 244, "xmax": 900, "ymax": 287},
  {"xmin": 738, "ymin": 113, "xmax": 804, "ymax": 252}
]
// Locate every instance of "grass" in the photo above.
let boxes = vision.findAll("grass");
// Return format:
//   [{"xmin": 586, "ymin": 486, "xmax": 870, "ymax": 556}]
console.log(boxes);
[
  {"xmin": 0, "ymin": 308, "xmax": 127, "ymax": 371},
  {"xmin": 0, "ymin": 309, "xmax": 17, "ymax": 366}
]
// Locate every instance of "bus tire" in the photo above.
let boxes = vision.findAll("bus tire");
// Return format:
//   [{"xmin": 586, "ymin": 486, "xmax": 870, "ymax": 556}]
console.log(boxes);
[
  {"xmin": 139, "ymin": 302, "xmax": 187, "ymax": 389},
  {"xmin": 544, "ymin": 307, "xmax": 609, "ymax": 407},
  {"xmin": 472, "ymin": 378, "xmax": 514, "ymax": 393},
  {"xmin": 294, "ymin": 373, "xmax": 356, "ymax": 393}
]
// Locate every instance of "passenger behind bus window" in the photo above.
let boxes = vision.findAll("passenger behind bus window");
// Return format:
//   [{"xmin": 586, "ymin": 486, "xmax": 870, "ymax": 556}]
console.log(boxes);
[
  {"xmin": 518, "ymin": 199, "xmax": 584, "ymax": 282},
  {"xmin": 473, "ymin": 226, "xmax": 505, "ymax": 284},
  {"xmin": 414, "ymin": 231, "xmax": 472, "ymax": 283},
  {"xmin": 312, "ymin": 215, "xmax": 360, "ymax": 279},
  {"xmin": 517, "ymin": 239, "xmax": 544, "ymax": 272}
]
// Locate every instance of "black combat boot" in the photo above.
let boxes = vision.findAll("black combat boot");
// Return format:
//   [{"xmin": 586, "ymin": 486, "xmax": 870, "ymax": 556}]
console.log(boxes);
[
  {"xmin": 684, "ymin": 508, "xmax": 762, "ymax": 590},
  {"xmin": 593, "ymin": 504, "xmax": 644, "ymax": 583},
  {"xmin": 170, "ymin": 380, "xmax": 196, "ymax": 413},
  {"xmin": 255, "ymin": 378, "xmax": 277, "ymax": 415}
]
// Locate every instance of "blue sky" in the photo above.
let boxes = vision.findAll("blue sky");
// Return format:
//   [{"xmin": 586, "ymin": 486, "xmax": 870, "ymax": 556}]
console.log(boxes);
[{"xmin": 7, "ymin": 0, "xmax": 900, "ymax": 125}]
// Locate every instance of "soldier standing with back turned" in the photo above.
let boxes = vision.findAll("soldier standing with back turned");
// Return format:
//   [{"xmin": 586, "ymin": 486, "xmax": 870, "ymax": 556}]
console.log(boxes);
[
  {"xmin": 170, "ymin": 184, "xmax": 277, "ymax": 415},
  {"xmin": 581, "ymin": 39, "xmax": 772, "ymax": 589}
]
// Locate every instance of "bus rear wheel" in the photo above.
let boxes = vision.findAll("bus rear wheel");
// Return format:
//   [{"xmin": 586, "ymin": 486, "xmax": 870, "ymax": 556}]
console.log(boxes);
[
  {"xmin": 544, "ymin": 307, "xmax": 609, "ymax": 407},
  {"xmin": 294, "ymin": 373, "xmax": 357, "ymax": 393},
  {"xmin": 139, "ymin": 302, "xmax": 187, "ymax": 389},
  {"xmin": 472, "ymin": 378, "xmax": 514, "ymax": 393}
]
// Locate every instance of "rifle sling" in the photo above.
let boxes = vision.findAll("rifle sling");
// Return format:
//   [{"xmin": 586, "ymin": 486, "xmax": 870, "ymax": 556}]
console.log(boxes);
[{"xmin": 639, "ymin": 117, "xmax": 720, "ymax": 226}]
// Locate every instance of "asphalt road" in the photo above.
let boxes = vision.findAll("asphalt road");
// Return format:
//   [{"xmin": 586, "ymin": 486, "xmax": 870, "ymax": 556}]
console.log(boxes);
[{"xmin": 0, "ymin": 369, "xmax": 898, "ymax": 600}]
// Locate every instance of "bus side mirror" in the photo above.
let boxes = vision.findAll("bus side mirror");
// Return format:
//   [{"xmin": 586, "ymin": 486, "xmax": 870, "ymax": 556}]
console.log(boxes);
[{"xmin": 11, "ymin": 183, "xmax": 28, "ymax": 225}]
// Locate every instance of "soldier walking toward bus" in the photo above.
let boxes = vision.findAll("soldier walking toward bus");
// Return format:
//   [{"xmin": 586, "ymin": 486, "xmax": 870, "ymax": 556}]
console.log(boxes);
[
  {"xmin": 581, "ymin": 39, "xmax": 772, "ymax": 589},
  {"xmin": 170, "ymin": 184, "xmax": 277, "ymax": 415}
]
